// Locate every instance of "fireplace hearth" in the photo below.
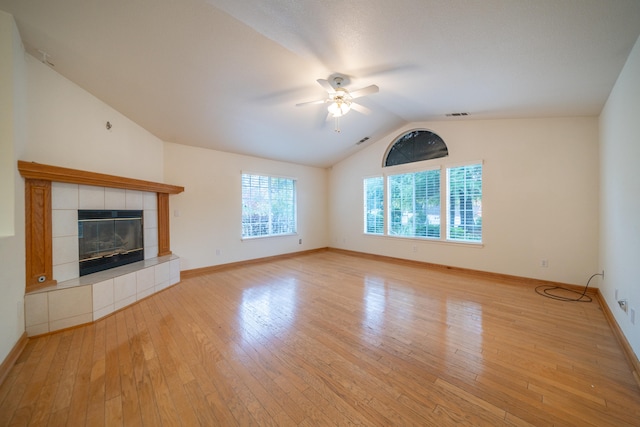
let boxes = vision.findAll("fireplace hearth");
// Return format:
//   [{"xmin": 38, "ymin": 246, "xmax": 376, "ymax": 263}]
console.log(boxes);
[{"xmin": 78, "ymin": 210, "xmax": 144, "ymax": 276}]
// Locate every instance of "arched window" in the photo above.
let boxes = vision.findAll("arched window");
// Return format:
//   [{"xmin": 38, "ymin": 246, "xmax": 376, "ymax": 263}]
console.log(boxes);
[{"xmin": 384, "ymin": 129, "xmax": 448, "ymax": 167}]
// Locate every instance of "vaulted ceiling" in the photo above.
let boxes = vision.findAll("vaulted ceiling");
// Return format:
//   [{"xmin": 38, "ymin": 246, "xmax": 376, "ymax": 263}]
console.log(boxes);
[{"xmin": 2, "ymin": 0, "xmax": 639, "ymax": 167}]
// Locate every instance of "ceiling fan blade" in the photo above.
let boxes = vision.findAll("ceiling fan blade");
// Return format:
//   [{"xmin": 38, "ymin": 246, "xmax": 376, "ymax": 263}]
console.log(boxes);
[
  {"xmin": 296, "ymin": 99, "xmax": 327, "ymax": 107},
  {"xmin": 349, "ymin": 85, "xmax": 379, "ymax": 99},
  {"xmin": 317, "ymin": 79, "xmax": 336, "ymax": 94},
  {"xmin": 350, "ymin": 102, "xmax": 371, "ymax": 115}
]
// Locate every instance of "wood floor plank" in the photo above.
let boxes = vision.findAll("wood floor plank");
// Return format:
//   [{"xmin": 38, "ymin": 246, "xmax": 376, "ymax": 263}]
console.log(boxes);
[
  {"xmin": 114, "ymin": 311, "xmax": 142, "ymax": 427},
  {"xmin": 2, "ymin": 251, "xmax": 639, "ymax": 426}
]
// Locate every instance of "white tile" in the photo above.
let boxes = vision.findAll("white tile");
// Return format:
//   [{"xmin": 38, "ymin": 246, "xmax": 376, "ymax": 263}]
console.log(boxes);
[
  {"xmin": 114, "ymin": 272, "xmax": 137, "ymax": 302},
  {"xmin": 144, "ymin": 229, "xmax": 158, "ymax": 251},
  {"xmin": 136, "ymin": 267, "xmax": 155, "ymax": 293},
  {"xmin": 155, "ymin": 279, "xmax": 172, "ymax": 292},
  {"xmin": 50, "ymin": 312, "xmax": 93, "ymax": 332},
  {"xmin": 48, "ymin": 286, "xmax": 92, "ymax": 321},
  {"xmin": 144, "ymin": 245, "xmax": 158, "ymax": 260},
  {"xmin": 52, "ymin": 209, "xmax": 78, "ymax": 237},
  {"xmin": 93, "ymin": 278, "xmax": 114, "ymax": 310},
  {"xmin": 143, "ymin": 192, "xmax": 157, "ymax": 210},
  {"xmin": 54, "ymin": 277, "xmax": 81, "ymax": 289},
  {"xmin": 79, "ymin": 185, "xmax": 105, "ymax": 209},
  {"xmin": 52, "ymin": 182, "xmax": 78, "ymax": 209},
  {"xmin": 125, "ymin": 190, "xmax": 144, "ymax": 209},
  {"xmin": 27, "ymin": 322, "xmax": 50, "ymax": 337},
  {"xmin": 105, "ymin": 188, "xmax": 127, "ymax": 209},
  {"xmin": 114, "ymin": 295, "xmax": 136, "ymax": 311},
  {"xmin": 154, "ymin": 262, "xmax": 171, "ymax": 286},
  {"xmin": 53, "ymin": 236, "xmax": 79, "ymax": 265},
  {"xmin": 93, "ymin": 304, "xmax": 114, "ymax": 321},
  {"xmin": 53, "ymin": 261, "xmax": 79, "ymax": 282},
  {"xmin": 25, "ymin": 293, "xmax": 48, "ymax": 327},
  {"xmin": 170, "ymin": 259, "xmax": 181, "ymax": 283},
  {"xmin": 137, "ymin": 287, "xmax": 155, "ymax": 301},
  {"xmin": 144, "ymin": 209, "xmax": 158, "ymax": 229}
]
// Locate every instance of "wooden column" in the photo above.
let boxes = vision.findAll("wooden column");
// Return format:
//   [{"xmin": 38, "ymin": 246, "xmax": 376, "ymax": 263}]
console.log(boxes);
[
  {"xmin": 157, "ymin": 192, "xmax": 172, "ymax": 257},
  {"xmin": 24, "ymin": 179, "xmax": 57, "ymax": 292}
]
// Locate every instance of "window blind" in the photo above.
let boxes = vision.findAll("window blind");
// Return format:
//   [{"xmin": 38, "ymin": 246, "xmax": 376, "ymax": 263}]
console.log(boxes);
[{"xmin": 242, "ymin": 174, "xmax": 297, "ymax": 238}]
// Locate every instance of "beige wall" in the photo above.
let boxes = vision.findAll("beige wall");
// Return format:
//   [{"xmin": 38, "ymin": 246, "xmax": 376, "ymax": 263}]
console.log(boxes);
[
  {"xmin": 24, "ymin": 55, "xmax": 164, "ymax": 182},
  {"xmin": 600, "ymin": 35, "xmax": 640, "ymax": 358},
  {"xmin": 0, "ymin": 11, "xmax": 27, "ymax": 363},
  {"xmin": 164, "ymin": 142, "xmax": 329, "ymax": 271},
  {"xmin": 329, "ymin": 117, "xmax": 600, "ymax": 286}
]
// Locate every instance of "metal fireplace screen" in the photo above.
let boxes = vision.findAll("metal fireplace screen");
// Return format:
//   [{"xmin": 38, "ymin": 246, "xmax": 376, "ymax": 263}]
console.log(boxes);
[{"xmin": 78, "ymin": 210, "xmax": 144, "ymax": 276}]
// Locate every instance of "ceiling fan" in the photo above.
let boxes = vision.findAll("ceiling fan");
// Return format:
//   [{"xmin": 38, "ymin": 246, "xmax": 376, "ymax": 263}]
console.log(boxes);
[{"xmin": 296, "ymin": 76, "xmax": 379, "ymax": 132}]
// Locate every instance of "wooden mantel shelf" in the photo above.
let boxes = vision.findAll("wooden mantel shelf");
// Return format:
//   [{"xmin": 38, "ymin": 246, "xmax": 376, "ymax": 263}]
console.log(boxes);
[
  {"xmin": 18, "ymin": 161, "xmax": 184, "ymax": 293},
  {"xmin": 18, "ymin": 161, "xmax": 184, "ymax": 194}
]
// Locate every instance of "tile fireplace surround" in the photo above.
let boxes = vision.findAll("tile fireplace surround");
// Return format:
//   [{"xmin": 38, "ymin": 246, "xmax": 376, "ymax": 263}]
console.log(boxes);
[{"xmin": 18, "ymin": 161, "xmax": 184, "ymax": 337}]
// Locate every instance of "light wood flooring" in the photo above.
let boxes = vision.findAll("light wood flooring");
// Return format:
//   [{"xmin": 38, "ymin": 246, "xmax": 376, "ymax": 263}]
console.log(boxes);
[{"xmin": 1, "ymin": 250, "xmax": 639, "ymax": 426}]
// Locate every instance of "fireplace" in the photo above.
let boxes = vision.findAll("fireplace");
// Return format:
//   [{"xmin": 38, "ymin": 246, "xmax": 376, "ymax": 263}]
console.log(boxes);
[{"xmin": 78, "ymin": 210, "xmax": 144, "ymax": 276}]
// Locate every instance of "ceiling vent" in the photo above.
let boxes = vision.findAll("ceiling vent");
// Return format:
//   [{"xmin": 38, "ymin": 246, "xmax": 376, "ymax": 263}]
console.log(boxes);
[
  {"xmin": 356, "ymin": 137, "xmax": 370, "ymax": 146},
  {"xmin": 446, "ymin": 112, "xmax": 469, "ymax": 117}
]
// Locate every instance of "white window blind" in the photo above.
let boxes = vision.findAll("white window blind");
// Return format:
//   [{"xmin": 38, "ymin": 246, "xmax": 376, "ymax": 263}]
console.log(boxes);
[
  {"xmin": 446, "ymin": 164, "xmax": 482, "ymax": 242},
  {"xmin": 242, "ymin": 174, "xmax": 297, "ymax": 238},
  {"xmin": 388, "ymin": 169, "xmax": 440, "ymax": 238},
  {"xmin": 364, "ymin": 176, "xmax": 384, "ymax": 234}
]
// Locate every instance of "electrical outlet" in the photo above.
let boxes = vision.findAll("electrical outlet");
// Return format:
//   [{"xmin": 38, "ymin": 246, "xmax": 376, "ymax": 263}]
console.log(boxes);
[
  {"xmin": 615, "ymin": 289, "xmax": 619, "ymax": 300},
  {"xmin": 215, "ymin": 249, "xmax": 221, "ymax": 256},
  {"xmin": 631, "ymin": 308, "xmax": 636, "ymax": 325},
  {"xmin": 540, "ymin": 259, "xmax": 549, "ymax": 268},
  {"xmin": 299, "ymin": 238, "xmax": 302, "ymax": 244},
  {"xmin": 412, "ymin": 245, "xmax": 417, "ymax": 253}
]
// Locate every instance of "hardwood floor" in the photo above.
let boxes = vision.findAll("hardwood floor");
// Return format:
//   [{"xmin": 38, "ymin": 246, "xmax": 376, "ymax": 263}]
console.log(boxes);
[{"xmin": 1, "ymin": 250, "xmax": 639, "ymax": 426}]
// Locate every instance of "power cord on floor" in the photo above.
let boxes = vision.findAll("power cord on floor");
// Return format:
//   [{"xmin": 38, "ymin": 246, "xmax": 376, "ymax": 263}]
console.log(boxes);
[{"xmin": 535, "ymin": 272, "xmax": 604, "ymax": 302}]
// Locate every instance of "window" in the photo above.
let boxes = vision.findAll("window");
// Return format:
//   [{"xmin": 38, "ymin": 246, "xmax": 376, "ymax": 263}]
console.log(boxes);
[
  {"xmin": 388, "ymin": 170, "xmax": 441, "ymax": 238},
  {"xmin": 242, "ymin": 174, "xmax": 296, "ymax": 238},
  {"xmin": 384, "ymin": 130, "xmax": 448, "ymax": 167},
  {"xmin": 364, "ymin": 176, "xmax": 384, "ymax": 234},
  {"xmin": 362, "ymin": 163, "xmax": 482, "ymax": 243},
  {"xmin": 447, "ymin": 164, "xmax": 482, "ymax": 242}
]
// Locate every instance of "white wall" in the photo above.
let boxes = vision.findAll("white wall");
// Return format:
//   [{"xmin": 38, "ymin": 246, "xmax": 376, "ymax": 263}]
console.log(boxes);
[
  {"xmin": 0, "ymin": 10, "xmax": 27, "ymax": 364},
  {"xmin": 24, "ymin": 55, "xmax": 164, "ymax": 182},
  {"xmin": 329, "ymin": 117, "xmax": 600, "ymax": 286},
  {"xmin": 599, "ymin": 35, "xmax": 640, "ymax": 358},
  {"xmin": 164, "ymin": 142, "xmax": 329, "ymax": 271}
]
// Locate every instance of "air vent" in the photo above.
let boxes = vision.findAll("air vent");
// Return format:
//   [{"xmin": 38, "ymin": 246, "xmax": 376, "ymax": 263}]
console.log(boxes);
[
  {"xmin": 356, "ymin": 137, "xmax": 370, "ymax": 145},
  {"xmin": 446, "ymin": 112, "xmax": 469, "ymax": 117}
]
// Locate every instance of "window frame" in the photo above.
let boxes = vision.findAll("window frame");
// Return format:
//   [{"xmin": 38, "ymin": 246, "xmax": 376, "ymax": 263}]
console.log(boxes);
[
  {"xmin": 241, "ymin": 172, "xmax": 298, "ymax": 240},
  {"xmin": 387, "ymin": 167, "xmax": 441, "ymax": 239},
  {"xmin": 362, "ymin": 160, "xmax": 483, "ymax": 245},
  {"xmin": 363, "ymin": 175, "xmax": 385, "ymax": 235},
  {"xmin": 445, "ymin": 163, "xmax": 483, "ymax": 243}
]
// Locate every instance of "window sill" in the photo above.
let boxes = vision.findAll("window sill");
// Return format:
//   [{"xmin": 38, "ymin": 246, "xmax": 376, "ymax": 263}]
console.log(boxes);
[
  {"xmin": 241, "ymin": 233, "xmax": 298, "ymax": 241},
  {"xmin": 363, "ymin": 233, "xmax": 484, "ymax": 248}
]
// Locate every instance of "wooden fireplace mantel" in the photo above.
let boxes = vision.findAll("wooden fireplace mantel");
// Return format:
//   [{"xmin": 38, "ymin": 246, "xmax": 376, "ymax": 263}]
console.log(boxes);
[{"xmin": 18, "ymin": 161, "xmax": 184, "ymax": 292}]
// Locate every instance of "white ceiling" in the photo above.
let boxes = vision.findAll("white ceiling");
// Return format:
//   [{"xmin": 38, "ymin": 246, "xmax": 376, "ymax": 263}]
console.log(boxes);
[{"xmin": 2, "ymin": 0, "xmax": 639, "ymax": 168}]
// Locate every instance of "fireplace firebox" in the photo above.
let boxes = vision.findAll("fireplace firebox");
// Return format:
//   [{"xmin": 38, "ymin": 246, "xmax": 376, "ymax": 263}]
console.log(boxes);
[{"xmin": 78, "ymin": 210, "xmax": 144, "ymax": 276}]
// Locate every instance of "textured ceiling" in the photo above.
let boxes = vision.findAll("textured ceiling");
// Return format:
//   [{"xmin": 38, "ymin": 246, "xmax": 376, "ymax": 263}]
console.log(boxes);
[{"xmin": 2, "ymin": 0, "xmax": 640, "ymax": 167}]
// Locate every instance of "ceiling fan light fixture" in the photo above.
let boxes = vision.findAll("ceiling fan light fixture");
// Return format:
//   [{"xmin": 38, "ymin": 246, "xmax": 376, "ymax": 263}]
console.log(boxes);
[{"xmin": 328, "ymin": 100, "xmax": 351, "ymax": 117}]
